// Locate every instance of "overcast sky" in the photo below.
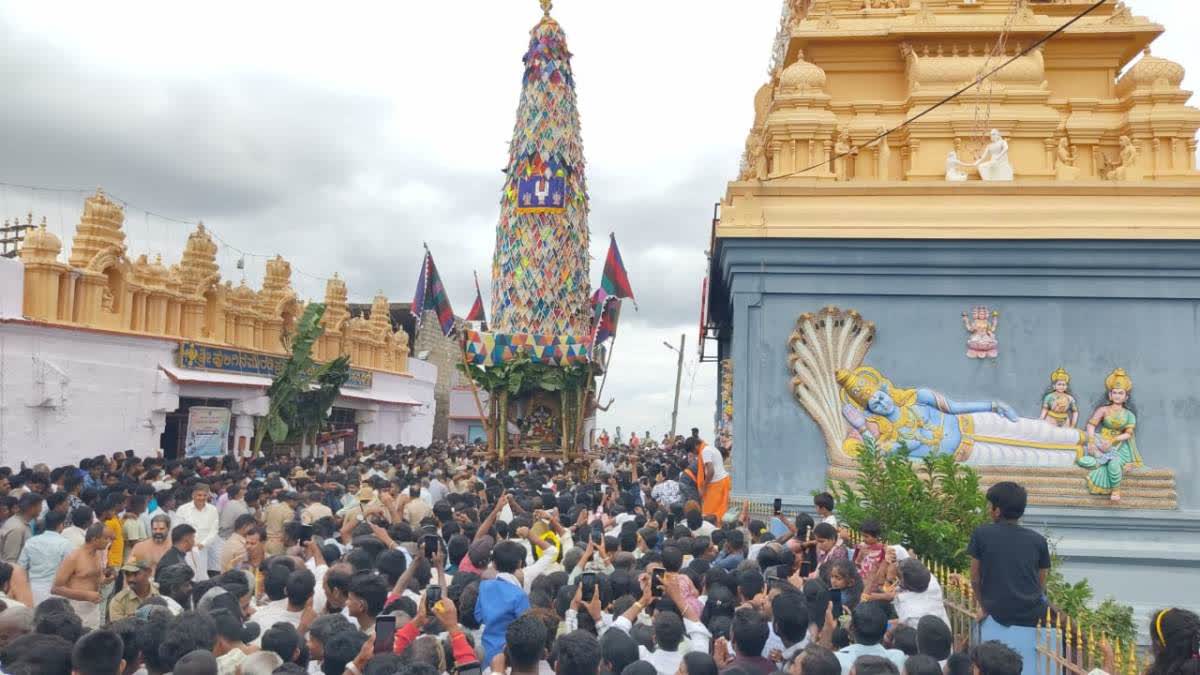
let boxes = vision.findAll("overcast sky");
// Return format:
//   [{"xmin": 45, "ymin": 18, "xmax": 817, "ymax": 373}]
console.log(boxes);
[{"xmin": 1, "ymin": 1, "xmax": 1195, "ymax": 442}]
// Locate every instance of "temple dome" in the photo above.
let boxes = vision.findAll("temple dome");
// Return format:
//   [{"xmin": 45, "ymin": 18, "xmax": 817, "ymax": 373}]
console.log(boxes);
[
  {"xmin": 20, "ymin": 221, "xmax": 62, "ymax": 263},
  {"xmin": 779, "ymin": 51, "xmax": 827, "ymax": 93},
  {"xmin": 1118, "ymin": 48, "xmax": 1186, "ymax": 96},
  {"xmin": 146, "ymin": 254, "xmax": 170, "ymax": 288}
]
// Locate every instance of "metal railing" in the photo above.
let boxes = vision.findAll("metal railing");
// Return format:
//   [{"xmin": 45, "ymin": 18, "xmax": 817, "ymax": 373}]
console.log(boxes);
[{"xmin": 831, "ymin": 526, "xmax": 1144, "ymax": 675}]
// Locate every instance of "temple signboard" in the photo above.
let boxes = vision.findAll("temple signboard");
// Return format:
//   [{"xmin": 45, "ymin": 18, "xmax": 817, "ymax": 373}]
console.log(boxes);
[{"xmin": 177, "ymin": 341, "xmax": 373, "ymax": 390}]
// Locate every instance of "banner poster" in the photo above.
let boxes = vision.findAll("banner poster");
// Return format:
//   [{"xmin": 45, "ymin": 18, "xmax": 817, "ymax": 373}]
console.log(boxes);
[{"xmin": 185, "ymin": 406, "xmax": 231, "ymax": 458}]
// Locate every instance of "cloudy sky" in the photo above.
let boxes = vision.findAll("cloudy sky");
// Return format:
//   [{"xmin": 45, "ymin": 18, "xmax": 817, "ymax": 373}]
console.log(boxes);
[{"xmin": 1, "ymin": 1, "xmax": 1195, "ymax": 441}]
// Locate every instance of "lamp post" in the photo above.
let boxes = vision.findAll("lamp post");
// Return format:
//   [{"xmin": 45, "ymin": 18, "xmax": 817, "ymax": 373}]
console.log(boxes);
[{"xmin": 663, "ymin": 334, "xmax": 685, "ymax": 439}]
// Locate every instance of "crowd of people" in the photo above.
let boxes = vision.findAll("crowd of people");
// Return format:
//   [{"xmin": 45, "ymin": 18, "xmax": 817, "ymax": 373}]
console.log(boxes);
[{"xmin": 0, "ymin": 432, "xmax": 1193, "ymax": 675}]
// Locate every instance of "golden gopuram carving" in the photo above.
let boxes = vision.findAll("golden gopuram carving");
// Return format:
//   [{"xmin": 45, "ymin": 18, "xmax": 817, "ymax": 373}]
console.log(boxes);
[
  {"xmin": 724, "ymin": 0, "xmax": 1200, "ymax": 240},
  {"xmin": 19, "ymin": 189, "xmax": 410, "ymax": 375}
]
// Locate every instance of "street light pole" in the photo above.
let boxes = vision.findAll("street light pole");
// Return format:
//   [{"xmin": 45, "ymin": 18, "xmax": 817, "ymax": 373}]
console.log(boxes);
[{"xmin": 668, "ymin": 333, "xmax": 685, "ymax": 439}]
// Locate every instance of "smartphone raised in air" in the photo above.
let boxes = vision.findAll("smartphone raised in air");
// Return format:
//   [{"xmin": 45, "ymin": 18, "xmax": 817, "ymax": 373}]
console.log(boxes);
[
  {"xmin": 772, "ymin": 498, "xmax": 783, "ymax": 515},
  {"xmin": 426, "ymin": 584, "xmax": 442, "ymax": 612},
  {"xmin": 580, "ymin": 572, "xmax": 598, "ymax": 601},
  {"xmin": 651, "ymin": 568, "xmax": 667, "ymax": 598},
  {"xmin": 374, "ymin": 613, "xmax": 398, "ymax": 654},
  {"xmin": 422, "ymin": 534, "xmax": 439, "ymax": 560}
]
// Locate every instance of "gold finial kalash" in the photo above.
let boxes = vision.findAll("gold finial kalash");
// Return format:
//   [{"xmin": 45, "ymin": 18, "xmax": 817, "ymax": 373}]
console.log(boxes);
[{"xmin": 540, "ymin": 0, "xmax": 552, "ymax": 17}]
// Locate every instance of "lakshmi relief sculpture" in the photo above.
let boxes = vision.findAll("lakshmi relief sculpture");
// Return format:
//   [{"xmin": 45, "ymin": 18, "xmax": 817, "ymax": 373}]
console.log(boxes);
[
  {"xmin": 1077, "ymin": 368, "xmax": 1143, "ymax": 502},
  {"xmin": 1040, "ymin": 367, "xmax": 1079, "ymax": 428},
  {"xmin": 962, "ymin": 306, "xmax": 999, "ymax": 359}
]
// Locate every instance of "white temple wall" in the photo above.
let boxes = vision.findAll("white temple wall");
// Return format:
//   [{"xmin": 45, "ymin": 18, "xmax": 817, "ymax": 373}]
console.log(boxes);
[
  {"xmin": 0, "ymin": 321, "xmax": 180, "ymax": 466},
  {"xmin": 0, "ymin": 258, "xmax": 22, "ymax": 320}
]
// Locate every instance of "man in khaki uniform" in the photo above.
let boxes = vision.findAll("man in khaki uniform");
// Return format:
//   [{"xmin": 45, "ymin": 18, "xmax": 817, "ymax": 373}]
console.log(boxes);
[
  {"xmin": 108, "ymin": 559, "xmax": 159, "ymax": 622},
  {"xmin": 300, "ymin": 492, "xmax": 333, "ymax": 525},
  {"xmin": 263, "ymin": 492, "xmax": 297, "ymax": 556}
]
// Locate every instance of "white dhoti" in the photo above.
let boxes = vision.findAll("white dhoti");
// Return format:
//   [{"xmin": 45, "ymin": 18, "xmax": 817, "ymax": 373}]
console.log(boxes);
[
  {"xmin": 960, "ymin": 414, "xmax": 1085, "ymax": 467},
  {"xmin": 69, "ymin": 599, "xmax": 102, "ymax": 628},
  {"xmin": 30, "ymin": 581, "xmax": 52, "ymax": 607},
  {"xmin": 186, "ymin": 549, "xmax": 211, "ymax": 581}
]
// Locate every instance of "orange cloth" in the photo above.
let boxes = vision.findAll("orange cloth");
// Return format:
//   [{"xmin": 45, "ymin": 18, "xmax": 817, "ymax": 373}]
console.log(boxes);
[{"xmin": 702, "ymin": 475, "xmax": 731, "ymax": 520}]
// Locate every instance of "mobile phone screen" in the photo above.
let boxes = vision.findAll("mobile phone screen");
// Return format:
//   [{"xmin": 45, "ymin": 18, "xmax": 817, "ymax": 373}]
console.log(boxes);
[
  {"xmin": 374, "ymin": 614, "xmax": 397, "ymax": 654},
  {"xmin": 665, "ymin": 514, "xmax": 676, "ymax": 531},
  {"xmin": 426, "ymin": 585, "xmax": 442, "ymax": 611},
  {"xmin": 772, "ymin": 498, "xmax": 783, "ymax": 515},
  {"xmin": 581, "ymin": 572, "xmax": 597, "ymax": 601},
  {"xmin": 651, "ymin": 568, "xmax": 666, "ymax": 598},
  {"xmin": 298, "ymin": 525, "xmax": 314, "ymax": 543},
  {"xmin": 423, "ymin": 535, "xmax": 439, "ymax": 560},
  {"xmin": 591, "ymin": 525, "xmax": 603, "ymax": 544}
]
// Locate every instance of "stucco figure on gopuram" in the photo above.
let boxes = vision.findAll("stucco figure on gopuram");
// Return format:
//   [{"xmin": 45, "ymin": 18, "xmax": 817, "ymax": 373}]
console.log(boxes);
[{"xmin": 787, "ymin": 307, "xmax": 1172, "ymax": 505}]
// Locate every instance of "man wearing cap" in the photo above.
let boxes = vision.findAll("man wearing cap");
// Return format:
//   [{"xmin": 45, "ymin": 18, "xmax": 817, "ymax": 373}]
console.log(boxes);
[
  {"xmin": 264, "ymin": 489, "xmax": 297, "ymax": 556},
  {"xmin": 300, "ymin": 492, "xmax": 332, "ymax": 525},
  {"xmin": 108, "ymin": 558, "xmax": 160, "ymax": 622}
]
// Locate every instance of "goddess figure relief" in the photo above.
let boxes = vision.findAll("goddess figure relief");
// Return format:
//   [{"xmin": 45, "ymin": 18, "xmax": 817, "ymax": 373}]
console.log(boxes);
[
  {"xmin": 962, "ymin": 306, "xmax": 999, "ymax": 359},
  {"xmin": 1077, "ymin": 368, "xmax": 1142, "ymax": 502},
  {"xmin": 1040, "ymin": 367, "xmax": 1079, "ymax": 428}
]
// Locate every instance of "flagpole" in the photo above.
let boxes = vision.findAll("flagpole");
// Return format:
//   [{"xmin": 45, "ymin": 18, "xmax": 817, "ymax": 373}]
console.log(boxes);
[
  {"xmin": 459, "ymin": 332, "xmax": 493, "ymax": 452},
  {"xmin": 572, "ymin": 360, "xmax": 595, "ymax": 461},
  {"xmin": 595, "ymin": 301, "xmax": 621, "ymax": 403}
]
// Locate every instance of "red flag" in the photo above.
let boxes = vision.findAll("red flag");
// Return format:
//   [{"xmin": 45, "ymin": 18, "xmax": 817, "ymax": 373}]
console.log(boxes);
[
  {"xmin": 600, "ymin": 234, "xmax": 636, "ymax": 308},
  {"xmin": 593, "ymin": 297, "xmax": 620, "ymax": 344},
  {"xmin": 466, "ymin": 271, "xmax": 487, "ymax": 325}
]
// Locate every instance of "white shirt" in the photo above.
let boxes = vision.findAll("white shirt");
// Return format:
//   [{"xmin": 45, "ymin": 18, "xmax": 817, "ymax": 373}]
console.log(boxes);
[
  {"xmin": 610, "ymin": 615, "xmax": 711, "ymax": 675},
  {"xmin": 701, "ymin": 445, "xmax": 727, "ymax": 482},
  {"xmin": 690, "ymin": 521, "xmax": 717, "ymax": 537},
  {"xmin": 176, "ymin": 501, "xmax": 220, "ymax": 548},
  {"xmin": 895, "ymin": 577, "xmax": 951, "ymax": 629},
  {"xmin": 835, "ymin": 643, "xmax": 907, "ymax": 675},
  {"xmin": 252, "ymin": 599, "xmax": 304, "ymax": 642}
]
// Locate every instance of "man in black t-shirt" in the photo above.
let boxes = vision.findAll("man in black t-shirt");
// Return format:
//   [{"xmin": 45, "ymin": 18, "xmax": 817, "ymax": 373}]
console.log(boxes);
[{"xmin": 968, "ymin": 481, "xmax": 1050, "ymax": 628}]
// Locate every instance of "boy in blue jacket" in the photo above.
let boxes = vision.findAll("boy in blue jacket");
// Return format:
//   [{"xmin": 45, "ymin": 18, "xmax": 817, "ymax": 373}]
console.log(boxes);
[{"xmin": 475, "ymin": 539, "xmax": 530, "ymax": 663}]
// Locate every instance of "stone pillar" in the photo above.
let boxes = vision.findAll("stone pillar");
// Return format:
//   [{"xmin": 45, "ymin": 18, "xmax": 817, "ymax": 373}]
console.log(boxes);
[
  {"xmin": 22, "ymin": 264, "xmax": 61, "ymax": 321},
  {"xmin": 75, "ymin": 272, "xmax": 107, "ymax": 326},
  {"xmin": 146, "ymin": 293, "xmax": 167, "ymax": 335},
  {"xmin": 1044, "ymin": 139, "xmax": 1056, "ymax": 170},
  {"xmin": 233, "ymin": 414, "xmax": 255, "ymax": 459},
  {"xmin": 165, "ymin": 299, "xmax": 181, "ymax": 336}
]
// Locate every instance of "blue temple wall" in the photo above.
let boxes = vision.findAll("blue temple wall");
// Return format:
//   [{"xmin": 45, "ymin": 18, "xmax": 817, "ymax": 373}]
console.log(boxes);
[{"xmin": 715, "ymin": 238, "xmax": 1200, "ymax": 629}]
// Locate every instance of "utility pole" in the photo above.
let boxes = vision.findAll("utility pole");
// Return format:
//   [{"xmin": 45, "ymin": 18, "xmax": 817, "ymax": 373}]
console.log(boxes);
[{"xmin": 665, "ymin": 333, "xmax": 685, "ymax": 439}]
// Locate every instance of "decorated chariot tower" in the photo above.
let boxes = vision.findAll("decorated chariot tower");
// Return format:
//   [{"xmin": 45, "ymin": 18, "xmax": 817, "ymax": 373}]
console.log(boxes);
[{"xmin": 462, "ymin": 0, "xmax": 595, "ymax": 458}]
